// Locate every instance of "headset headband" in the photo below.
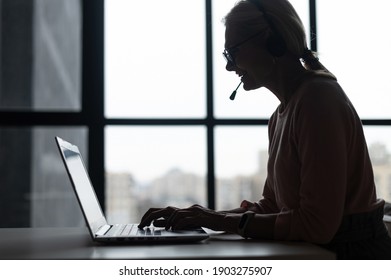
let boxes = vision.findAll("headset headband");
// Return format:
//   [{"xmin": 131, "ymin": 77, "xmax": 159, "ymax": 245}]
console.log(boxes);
[{"xmin": 246, "ymin": 0, "xmax": 287, "ymax": 57}]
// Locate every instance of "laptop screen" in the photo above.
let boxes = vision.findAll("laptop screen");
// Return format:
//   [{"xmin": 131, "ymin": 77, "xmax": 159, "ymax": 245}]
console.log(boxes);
[{"xmin": 57, "ymin": 138, "xmax": 107, "ymax": 234}]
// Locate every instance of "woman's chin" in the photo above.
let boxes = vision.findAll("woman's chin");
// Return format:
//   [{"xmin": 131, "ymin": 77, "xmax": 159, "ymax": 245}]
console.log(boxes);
[{"xmin": 243, "ymin": 82, "xmax": 261, "ymax": 91}]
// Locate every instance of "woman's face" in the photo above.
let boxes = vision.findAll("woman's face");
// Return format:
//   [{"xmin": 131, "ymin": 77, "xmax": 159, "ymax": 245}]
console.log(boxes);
[{"xmin": 224, "ymin": 25, "xmax": 275, "ymax": 91}]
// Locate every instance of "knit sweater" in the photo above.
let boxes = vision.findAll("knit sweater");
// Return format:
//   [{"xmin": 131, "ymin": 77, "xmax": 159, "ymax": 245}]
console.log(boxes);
[{"xmin": 255, "ymin": 71, "xmax": 383, "ymax": 244}]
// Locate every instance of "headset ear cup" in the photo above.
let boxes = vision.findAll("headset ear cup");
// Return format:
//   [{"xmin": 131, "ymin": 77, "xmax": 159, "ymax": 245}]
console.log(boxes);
[
  {"xmin": 247, "ymin": 0, "xmax": 287, "ymax": 57},
  {"xmin": 266, "ymin": 35, "xmax": 287, "ymax": 57}
]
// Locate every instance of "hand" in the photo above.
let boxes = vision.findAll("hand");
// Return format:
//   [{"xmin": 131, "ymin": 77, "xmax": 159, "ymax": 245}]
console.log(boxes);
[
  {"xmin": 138, "ymin": 206, "xmax": 179, "ymax": 229},
  {"xmin": 138, "ymin": 204, "xmax": 226, "ymax": 231}
]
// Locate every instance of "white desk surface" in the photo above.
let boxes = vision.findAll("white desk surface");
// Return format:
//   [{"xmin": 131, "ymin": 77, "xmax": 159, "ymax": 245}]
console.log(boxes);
[{"xmin": 0, "ymin": 227, "xmax": 335, "ymax": 260}]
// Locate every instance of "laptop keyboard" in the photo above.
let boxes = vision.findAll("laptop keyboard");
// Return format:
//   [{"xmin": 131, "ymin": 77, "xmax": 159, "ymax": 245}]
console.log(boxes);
[{"xmin": 105, "ymin": 224, "xmax": 161, "ymax": 237}]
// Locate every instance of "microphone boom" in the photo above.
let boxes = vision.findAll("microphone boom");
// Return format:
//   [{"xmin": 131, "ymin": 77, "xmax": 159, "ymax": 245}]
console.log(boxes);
[{"xmin": 229, "ymin": 81, "xmax": 243, "ymax": 100}]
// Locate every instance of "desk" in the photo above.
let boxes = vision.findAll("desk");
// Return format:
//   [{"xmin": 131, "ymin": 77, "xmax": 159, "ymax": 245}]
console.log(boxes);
[{"xmin": 0, "ymin": 227, "xmax": 335, "ymax": 259}]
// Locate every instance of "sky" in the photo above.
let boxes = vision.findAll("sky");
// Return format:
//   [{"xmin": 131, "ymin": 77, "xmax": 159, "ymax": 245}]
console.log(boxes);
[{"xmin": 104, "ymin": 0, "xmax": 391, "ymax": 183}]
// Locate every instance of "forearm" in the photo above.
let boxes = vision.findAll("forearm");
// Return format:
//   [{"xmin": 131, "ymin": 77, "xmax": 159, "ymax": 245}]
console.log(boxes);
[
  {"xmin": 223, "ymin": 213, "xmax": 276, "ymax": 240},
  {"xmin": 218, "ymin": 207, "xmax": 247, "ymax": 215},
  {"xmin": 218, "ymin": 199, "xmax": 270, "ymax": 215},
  {"xmin": 244, "ymin": 214, "xmax": 276, "ymax": 239}
]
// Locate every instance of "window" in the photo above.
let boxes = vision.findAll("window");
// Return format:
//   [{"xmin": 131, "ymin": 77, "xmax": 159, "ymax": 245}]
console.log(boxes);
[
  {"xmin": 104, "ymin": 0, "xmax": 310, "ymax": 220},
  {"xmin": 215, "ymin": 126, "xmax": 268, "ymax": 209},
  {"xmin": 0, "ymin": 0, "xmax": 85, "ymax": 227},
  {"xmin": 104, "ymin": 0, "xmax": 206, "ymax": 118},
  {"xmin": 364, "ymin": 127, "xmax": 391, "ymax": 203},
  {"xmin": 2, "ymin": 0, "xmax": 391, "ymax": 228},
  {"xmin": 105, "ymin": 126, "xmax": 207, "ymax": 223},
  {"xmin": 104, "ymin": 0, "xmax": 391, "ymax": 218},
  {"xmin": 0, "ymin": 0, "xmax": 82, "ymax": 112},
  {"xmin": 317, "ymin": 0, "xmax": 391, "ymax": 119}
]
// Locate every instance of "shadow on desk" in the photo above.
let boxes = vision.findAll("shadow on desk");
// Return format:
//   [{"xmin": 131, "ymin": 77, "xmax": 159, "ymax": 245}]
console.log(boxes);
[{"xmin": 0, "ymin": 227, "xmax": 335, "ymax": 260}]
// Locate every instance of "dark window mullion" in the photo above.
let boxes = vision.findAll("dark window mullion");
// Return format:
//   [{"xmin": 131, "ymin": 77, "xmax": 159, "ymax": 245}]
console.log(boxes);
[
  {"xmin": 309, "ymin": 0, "xmax": 317, "ymax": 52},
  {"xmin": 0, "ymin": 111, "xmax": 85, "ymax": 126},
  {"xmin": 82, "ymin": 0, "xmax": 105, "ymax": 210},
  {"xmin": 205, "ymin": 0, "xmax": 216, "ymax": 209}
]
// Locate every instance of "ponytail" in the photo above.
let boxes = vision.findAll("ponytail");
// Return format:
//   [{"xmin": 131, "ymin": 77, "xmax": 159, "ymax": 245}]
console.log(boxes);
[
  {"xmin": 301, "ymin": 49, "xmax": 321, "ymax": 70},
  {"xmin": 301, "ymin": 48, "xmax": 335, "ymax": 78}
]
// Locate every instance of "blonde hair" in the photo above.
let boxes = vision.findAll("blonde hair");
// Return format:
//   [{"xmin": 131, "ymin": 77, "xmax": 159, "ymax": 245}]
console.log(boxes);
[{"xmin": 224, "ymin": 0, "xmax": 329, "ymax": 72}]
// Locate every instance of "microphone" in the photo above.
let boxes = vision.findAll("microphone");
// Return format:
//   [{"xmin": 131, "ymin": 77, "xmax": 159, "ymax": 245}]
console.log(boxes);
[{"xmin": 229, "ymin": 81, "xmax": 243, "ymax": 100}]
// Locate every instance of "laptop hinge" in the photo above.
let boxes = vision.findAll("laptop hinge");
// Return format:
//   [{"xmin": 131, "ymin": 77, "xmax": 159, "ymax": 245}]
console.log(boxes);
[{"xmin": 95, "ymin": 225, "xmax": 111, "ymax": 236}]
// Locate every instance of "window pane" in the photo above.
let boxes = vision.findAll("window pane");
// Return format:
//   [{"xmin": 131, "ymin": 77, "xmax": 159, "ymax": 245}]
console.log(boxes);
[
  {"xmin": 0, "ymin": 0, "xmax": 82, "ymax": 111},
  {"xmin": 215, "ymin": 126, "xmax": 268, "ymax": 210},
  {"xmin": 364, "ymin": 127, "xmax": 391, "ymax": 203},
  {"xmin": 104, "ymin": 0, "xmax": 206, "ymax": 118},
  {"xmin": 0, "ymin": 126, "xmax": 87, "ymax": 227},
  {"xmin": 318, "ymin": 0, "xmax": 391, "ymax": 118},
  {"xmin": 105, "ymin": 126, "xmax": 207, "ymax": 224},
  {"xmin": 213, "ymin": 0, "xmax": 309, "ymax": 118}
]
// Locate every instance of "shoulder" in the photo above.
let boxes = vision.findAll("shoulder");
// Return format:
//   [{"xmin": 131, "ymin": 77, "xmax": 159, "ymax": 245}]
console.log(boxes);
[
  {"xmin": 295, "ymin": 72, "xmax": 349, "ymax": 113},
  {"xmin": 289, "ymin": 72, "xmax": 361, "ymax": 136}
]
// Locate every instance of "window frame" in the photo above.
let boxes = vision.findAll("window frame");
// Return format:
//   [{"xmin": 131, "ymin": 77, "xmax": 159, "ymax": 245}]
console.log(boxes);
[{"xmin": 1, "ymin": 0, "xmax": 391, "ymax": 213}]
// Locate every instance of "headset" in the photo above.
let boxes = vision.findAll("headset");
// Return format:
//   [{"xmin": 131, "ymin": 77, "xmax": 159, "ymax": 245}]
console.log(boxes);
[
  {"xmin": 247, "ymin": 0, "xmax": 287, "ymax": 57},
  {"xmin": 230, "ymin": 0, "xmax": 287, "ymax": 100}
]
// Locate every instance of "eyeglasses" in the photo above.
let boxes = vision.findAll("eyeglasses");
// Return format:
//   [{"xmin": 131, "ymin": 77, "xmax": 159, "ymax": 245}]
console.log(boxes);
[{"xmin": 223, "ymin": 31, "xmax": 264, "ymax": 67}]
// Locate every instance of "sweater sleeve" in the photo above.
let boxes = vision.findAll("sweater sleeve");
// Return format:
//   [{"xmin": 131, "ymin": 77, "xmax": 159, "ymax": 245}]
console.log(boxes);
[
  {"xmin": 255, "ymin": 179, "xmax": 280, "ymax": 214},
  {"xmin": 254, "ymin": 111, "xmax": 281, "ymax": 214},
  {"xmin": 274, "ymin": 85, "xmax": 354, "ymax": 244}
]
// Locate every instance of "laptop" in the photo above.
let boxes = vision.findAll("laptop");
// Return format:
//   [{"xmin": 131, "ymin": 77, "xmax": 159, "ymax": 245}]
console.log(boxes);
[{"xmin": 55, "ymin": 136, "xmax": 209, "ymax": 243}]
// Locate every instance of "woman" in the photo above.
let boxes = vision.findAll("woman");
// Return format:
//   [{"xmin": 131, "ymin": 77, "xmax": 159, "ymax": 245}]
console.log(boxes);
[{"xmin": 139, "ymin": 0, "xmax": 391, "ymax": 259}]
